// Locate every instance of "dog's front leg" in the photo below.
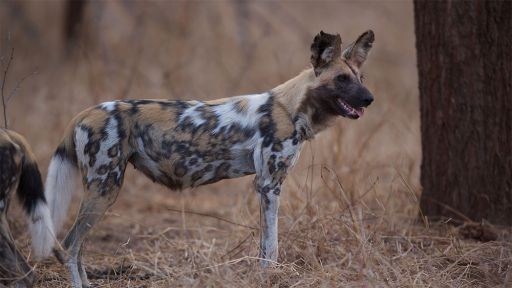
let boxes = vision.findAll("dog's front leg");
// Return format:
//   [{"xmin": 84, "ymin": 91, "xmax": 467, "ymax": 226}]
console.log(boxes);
[
  {"xmin": 253, "ymin": 135, "xmax": 302, "ymax": 268},
  {"xmin": 258, "ymin": 185, "xmax": 281, "ymax": 267}
]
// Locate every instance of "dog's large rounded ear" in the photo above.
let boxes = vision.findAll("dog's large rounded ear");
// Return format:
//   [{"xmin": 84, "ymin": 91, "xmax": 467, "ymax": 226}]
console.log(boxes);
[
  {"xmin": 310, "ymin": 31, "xmax": 342, "ymax": 76},
  {"xmin": 342, "ymin": 30, "xmax": 375, "ymax": 68}
]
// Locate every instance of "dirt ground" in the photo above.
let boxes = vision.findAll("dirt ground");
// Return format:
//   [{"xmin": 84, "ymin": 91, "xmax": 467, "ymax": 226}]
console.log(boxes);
[{"xmin": 1, "ymin": 1, "xmax": 511, "ymax": 287}]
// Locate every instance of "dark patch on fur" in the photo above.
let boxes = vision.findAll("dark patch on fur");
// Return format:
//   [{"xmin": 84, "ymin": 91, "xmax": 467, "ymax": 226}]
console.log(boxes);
[
  {"xmin": 267, "ymin": 154, "xmax": 277, "ymax": 175},
  {"xmin": 190, "ymin": 164, "xmax": 214, "ymax": 186},
  {"xmin": 0, "ymin": 144, "xmax": 20, "ymax": 216},
  {"xmin": 80, "ymin": 125, "xmax": 101, "ymax": 167},
  {"xmin": 213, "ymin": 162, "xmax": 231, "ymax": 182},
  {"xmin": 189, "ymin": 157, "xmax": 198, "ymax": 166},
  {"xmin": 97, "ymin": 164, "xmax": 109, "ymax": 175},
  {"xmin": 112, "ymin": 113, "xmax": 126, "ymax": 151},
  {"xmin": 0, "ymin": 145, "xmax": 18, "ymax": 207},
  {"xmin": 257, "ymin": 96, "xmax": 276, "ymax": 147},
  {"xmin": 107, "ymin": 144, "xmax": 119, "ymax": 158},
  {"xmin": 271, "ymin": 142, "xmax": 283, "ymax": 152},
  {"xmin": 259, "ymin": 116, "xmax": 275, "ymax": 147},
  {"xmin": 310, "ymin": 31, "xmax": 342, "ymax": 76},
  {"xmin": 299, "ymin": 84, "xmax": 342, "ymax": 128},
  {"xmin": 55, "ymin": 143, "xmax": 78, "ymax": 165},
  {"xmin": 17, "ymin": 161, "xmax": 45, "ymax": 214},
  {"xmin": 174, "ymin": 161, "xmax": 188, "ymax": 177},
  {"xmin": 196, "ymin": 105, "xmax": 219, "ymax": 131}
]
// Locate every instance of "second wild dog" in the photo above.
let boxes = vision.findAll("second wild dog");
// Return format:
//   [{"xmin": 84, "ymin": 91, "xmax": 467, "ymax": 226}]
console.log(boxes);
[{"xmin": 0, "ymin": 129, "xmax": 54, "ymax": 287}]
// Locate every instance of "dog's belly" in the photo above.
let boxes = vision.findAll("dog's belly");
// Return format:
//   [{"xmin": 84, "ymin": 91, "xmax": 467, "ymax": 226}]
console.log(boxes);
[
  {"xmin": 130, "ymin": 145, "xmax": 256, "ymax": 190},
  {"xmin": 185, "ymin": 148, "xmax": 257, "ymax": 187}
]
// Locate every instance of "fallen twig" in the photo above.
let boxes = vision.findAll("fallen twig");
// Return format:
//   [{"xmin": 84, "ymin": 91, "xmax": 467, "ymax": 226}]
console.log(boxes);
[{"xmin": 167, "ymin": 207, "xmax": 258, "ymax": 230}]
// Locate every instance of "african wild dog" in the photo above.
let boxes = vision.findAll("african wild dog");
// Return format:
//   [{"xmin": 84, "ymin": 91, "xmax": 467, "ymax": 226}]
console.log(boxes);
[
  {"xmin": 39, "ymin": 30, "xmax": 374, "ymax": 287},
  {"xmin": 0, "ymin": 129, "xmax": 55, "ymax": 287}
]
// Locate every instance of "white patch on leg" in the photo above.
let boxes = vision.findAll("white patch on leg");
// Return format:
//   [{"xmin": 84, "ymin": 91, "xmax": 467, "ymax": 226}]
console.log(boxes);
[
  {"xmin": 260, "ymin": 193, "xmax": 280, "ymax": 265},
  {"xmin": 66, "ymin": 261, "xmax": 83, "ymax": 288}
]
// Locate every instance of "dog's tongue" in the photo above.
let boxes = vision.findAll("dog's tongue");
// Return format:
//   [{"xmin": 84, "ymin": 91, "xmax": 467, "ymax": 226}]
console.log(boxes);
[{"xmin": 355, "ymin": 107, "xmax": 364, "ymax": 117}]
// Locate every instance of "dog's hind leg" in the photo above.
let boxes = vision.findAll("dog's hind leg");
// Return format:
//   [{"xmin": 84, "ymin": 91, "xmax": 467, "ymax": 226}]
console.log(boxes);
[
  {"xmin": 60, "ymin": 183, "xmax": 122, "ymax": 288},
  {"xmin": 0, "ymin": 212, "xmax": 34, "ymax": 287},
  {"xmin": 76, "ymin": 248, "xmax": 88, "ymax": 287}
]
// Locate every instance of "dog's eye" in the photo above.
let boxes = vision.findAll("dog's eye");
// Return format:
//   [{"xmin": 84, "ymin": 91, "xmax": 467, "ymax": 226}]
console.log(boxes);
[{"xmin": 336, "ymin": 74, "xmax": 350, "ymax": 83}]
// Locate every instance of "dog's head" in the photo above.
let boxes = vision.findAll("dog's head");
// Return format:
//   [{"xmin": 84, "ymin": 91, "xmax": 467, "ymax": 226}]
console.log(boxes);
[{"xmin": 304, "ymin": 30, "xmax": 374, "ymax": 121}]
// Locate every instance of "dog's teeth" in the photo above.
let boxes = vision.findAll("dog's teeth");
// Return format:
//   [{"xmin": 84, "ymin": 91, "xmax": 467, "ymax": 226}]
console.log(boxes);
[{"xmin": 337, "ymin": 99, "xmax": 362, "ymax": 118}]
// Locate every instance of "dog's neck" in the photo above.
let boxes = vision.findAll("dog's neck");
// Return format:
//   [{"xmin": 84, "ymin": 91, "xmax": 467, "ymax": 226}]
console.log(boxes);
[{"xmin": 271, "ymin": 68, "xmax": 336, "ymax": 137}]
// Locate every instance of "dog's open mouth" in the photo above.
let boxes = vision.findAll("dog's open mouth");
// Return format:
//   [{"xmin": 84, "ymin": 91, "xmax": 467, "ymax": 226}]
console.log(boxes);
[{"xmin": 336, "ymin": 98, "xmax": 364, "ymax": 119}]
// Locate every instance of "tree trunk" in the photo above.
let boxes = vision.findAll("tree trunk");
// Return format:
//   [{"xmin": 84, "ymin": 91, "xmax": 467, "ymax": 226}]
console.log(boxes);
[
  {"xmin": 63, "ymin": 0, "xmax": 87, "ymax": 53},
  {"xmin": 414, "ymin": 1, "xmax": 512, "ymax": 225}
]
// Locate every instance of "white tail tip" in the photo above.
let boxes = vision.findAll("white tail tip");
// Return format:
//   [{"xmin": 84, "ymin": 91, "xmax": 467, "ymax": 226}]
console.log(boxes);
[{"xmin": 29, "ymin": 202, "xmax": 55, "ymax": 259}]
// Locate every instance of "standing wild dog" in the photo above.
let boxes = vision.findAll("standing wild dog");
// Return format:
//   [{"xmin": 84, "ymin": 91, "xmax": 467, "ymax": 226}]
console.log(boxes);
[
  {"xmin": 0, "ymin": 129, "xmax": 54, "ymax": 287},
  {"xmin": 40, "ymin": 30, "xmax": 374, "ymax": 287}
]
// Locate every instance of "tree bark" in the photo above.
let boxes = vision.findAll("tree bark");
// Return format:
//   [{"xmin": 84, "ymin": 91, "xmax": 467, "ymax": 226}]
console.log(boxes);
[
  {"xmin": 63, "ymin": 0, "xmax": 87, "ymax": 53},
  {"xmin": 414, "ymin": 1, "xmax": 512, "ymax": 225}
]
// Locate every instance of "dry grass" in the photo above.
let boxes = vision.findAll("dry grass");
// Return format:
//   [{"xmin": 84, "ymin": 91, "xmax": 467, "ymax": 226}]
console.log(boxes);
[{"xmin": 1, "ymin": 1, "xmax": 511, "ymax": 287}]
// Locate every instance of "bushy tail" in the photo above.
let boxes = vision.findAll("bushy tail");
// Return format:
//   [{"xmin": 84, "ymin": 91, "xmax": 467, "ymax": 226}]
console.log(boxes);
[
  {"xmin": 45, "ymin": 143, "xmax": 79, "ymax": 237},
  {"xmin": 17, "ymin": 153, "xmax": 55, "ymax": 259}
]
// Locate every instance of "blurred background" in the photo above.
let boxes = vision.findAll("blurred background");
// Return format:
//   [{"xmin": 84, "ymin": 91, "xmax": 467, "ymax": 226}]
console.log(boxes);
[{"xmin": 1, "ymin": 1, "xmax": 430, "ymax": 286}]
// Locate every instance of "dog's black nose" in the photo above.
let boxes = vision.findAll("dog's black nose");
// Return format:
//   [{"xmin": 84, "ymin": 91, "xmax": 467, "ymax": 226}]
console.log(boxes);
[{"xmin": 361, "ymin": 96, "xmax": 373, "ymax": 107}]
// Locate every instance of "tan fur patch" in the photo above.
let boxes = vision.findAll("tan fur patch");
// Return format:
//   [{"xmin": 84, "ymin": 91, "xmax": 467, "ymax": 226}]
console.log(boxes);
[
  {"xmin": 2, "ymin": 130, "xmax": 37, "ymax": 165},
  {"xmin": 0, "ymin": 134, "xmax": 21, "ymax": 170},
  {"xmin": 272, "ymin": 101, "xmax": 294, "ymax": 140},
  {"xmin": 204, "ymin": 98, "xmax": 230, "ymax": 105},
  {"xmin": 135, "ymin": 103, "xmax": 178, "ymax": 131},
  {"xmin": 234, "ymin": 98, "xmax": 250, "ymax": 114}
]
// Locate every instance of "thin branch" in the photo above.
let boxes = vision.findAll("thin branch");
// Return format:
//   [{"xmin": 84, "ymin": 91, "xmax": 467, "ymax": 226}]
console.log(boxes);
[
  {"xmin": 421, "ymin": 196, "xmax": 474, "ymax": 223},
  {"xmin": 221, "ymin": 232, "xmax": 254, "ymax": 260},
  {"xmin": 167, "ymin": 207, "xmax": 258, "ymax": 230},
  {"xmin": 1, "ymin": 48, "xmax": 14, "ymax": 129},
  {"xmin": 7, "ymin": 69, "xmax": 38, "ymax": 102}
]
